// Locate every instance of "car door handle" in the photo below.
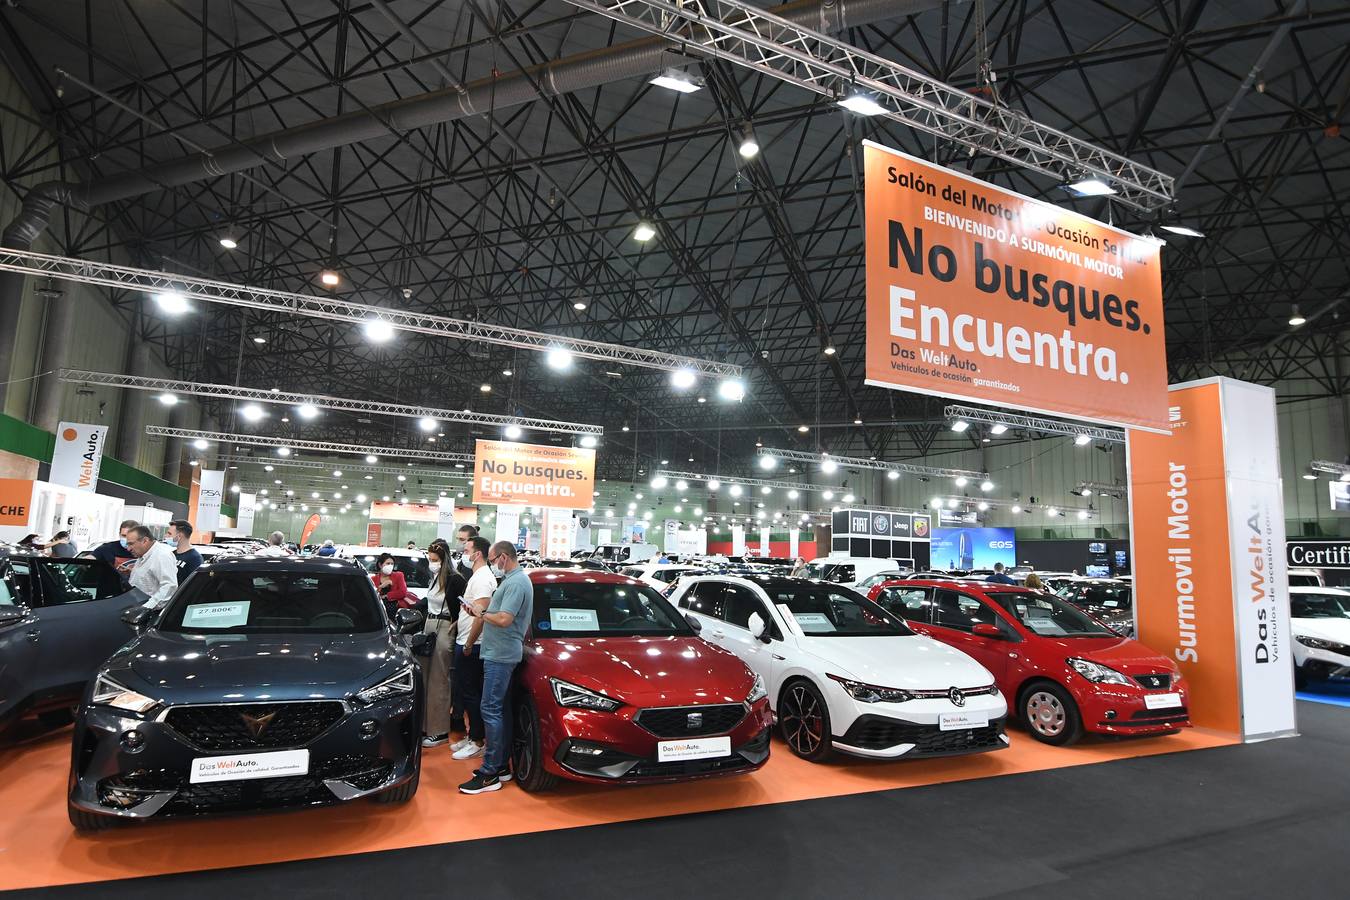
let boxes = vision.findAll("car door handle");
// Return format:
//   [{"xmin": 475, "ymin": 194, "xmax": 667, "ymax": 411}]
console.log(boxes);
[
  {"xmin": 712, "ymin": 630, "xmax": 725, "ymax": 638},
  {"xmin": 771, "ymin": 653, "xmax": 786, "ymax": 661},
  {"xmin": 26, "ymin": 629, "xmax": 40, "ymax": 641}
]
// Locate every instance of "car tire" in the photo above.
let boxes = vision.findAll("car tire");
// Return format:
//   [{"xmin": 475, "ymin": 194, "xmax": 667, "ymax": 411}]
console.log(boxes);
[
  {"xmin": 1294, "ymin": 664, "xmax": 1308, "ymax": 690},
  {"xmin": 778, "ymin": 679, "xmax": 833, "ymax": 762},
  {"xmin": 68, "ymin": 804, "xmax": 122, "ymax": 832},
  {"xmin": 511, "ymin": 697, "xmax": 558, "ymax": 793},
  {"xmin": 371, "ymin": 768, "xmax": 419, "ymax": 804},
  {"xmin": 1020, "ymin": 681, "xmax": 1083, "ymax": 746}
]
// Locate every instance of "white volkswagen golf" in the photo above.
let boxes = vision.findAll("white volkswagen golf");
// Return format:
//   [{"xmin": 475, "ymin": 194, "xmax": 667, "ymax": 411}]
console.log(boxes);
[
  {"xmin": 667, "ymin": 574, "xmax": 1009, "ymax": 762},
  {"xmin": 1291, "ymin": 586, "xmax": 1350, "ymax": 688}
]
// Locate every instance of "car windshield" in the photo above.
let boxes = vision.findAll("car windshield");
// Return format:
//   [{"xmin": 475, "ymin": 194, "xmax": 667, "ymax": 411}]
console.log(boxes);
[
  {"xmin": 1290, "ymin": 593, "xmax": 1350, "ymax": 619},
  {"xmin": 355, "ymin": 554, "xmax": 430, "ymax": 588},
  {"xmin": 987, "ymin": 590, "xmax": 1116, "ymax": 637},
  {"xmin": 1056, "ymin": 582, "xmax": 1132, "ymax": 609},
  {"xmin": 1288, "ymin": 573, "xmax": 1322, "ymax": 588},
  {"xmin": 804, "ymin": 562, "xmax": 855, "ymax": 584},
  {"xmin": 532, "ymin": 578, "xmax": 693, "ymax": 638},
  {"xmin": 0, "ymin": 572, "xmax": 17, "ymax": 608},
  {"xmin": 159, "ymin": 570, "xmax": 386, "ymax": 634},
  {"xmin": 761, "ymin": 582, "xmax": 911, "ymax": 636}
]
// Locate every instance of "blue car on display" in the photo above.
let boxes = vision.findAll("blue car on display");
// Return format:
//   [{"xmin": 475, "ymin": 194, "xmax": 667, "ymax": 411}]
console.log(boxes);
[{"xmin": 66, "ymin": 556, "xmax": 424, "ymax": 830}]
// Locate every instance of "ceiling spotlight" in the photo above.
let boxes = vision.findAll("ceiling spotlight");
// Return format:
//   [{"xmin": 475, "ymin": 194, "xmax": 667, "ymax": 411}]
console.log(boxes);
[
  {"xmin": 651, "ymin": 476, "xmax": 669, "ymax": 489},
  {"xmin": 838, "ymin": 92, "xmax": 886, "ymax": 116},
  {"xmin": 418, "ymin": 416, "xmax": 438, "ymax": 432},
  {"xmin": 1081, "ymin": 487, "xmax": 1094, "ymax": 497},
  {"xmin": 718, "ymin": 378, "xmax": 746, "ymax": 402},
  {"xmin": 504, "ymin": 424, "xmax": 523, "ymax": 440},
  {"xmin": 955, "ymin": 476, "xmax": 968, "ymax": 487},
  {"xmin": 821, "ymin": 458, "xmax": 838, "ymax": 474},
  {"xmin": 1289, "ymin": 305, "xmax": 1307, "ymax": 327},
  {"xmin": 707, "ymin": 479, "xmax": 721, "ymax": 491},
  {"xmin": 759, "ymin": 456, "xmax": 777, "ymax": 470},
  {"xmin": 728, "ymin": 484, "xmax": 743, "ymax": 497},
  {"xmin": 153, "ymin": 291, "xmax": 190, "ymax": 315},
  {"xmin": 230, "ymin": 484, "xmax": 240, "ymax": 493},
  {"xmin": 1160, "ymin": 224, "xmax": 1205, "ymax": 238},
  {"xmin": 479, "ymin": 383, "xmax": 492, "ymax": 393},
  {"xmin": 572, "ymin": 301, "xmax": 588, "ymax": 311},
  {"xmin": 1047, "ymin": 507, "xmax": 1059, "ymax": 517},
  {"xmin": 842, "ymin": 493, "xmax": 856, "ymax": 503},
  {"xmin": 252, "ymin": 336, "xmax": 267, "ymax": 344},
  {"xmin": 981, "ymin": 480, "xmax": 994, "ymax": 492},
  {"xmin": 1077, "ymin": 509, "xmax": 1090, "ymax": 520},
  {"xmin": 1074, "ymin": 434, "xmax": 1092, "ymax": 446},
  {"xmin": 319, "ymin": 269, "xmax": 340, "ymax": 287},
  {"xmin": 240, "ymin": 403, "xmax": 265, "ymax": 422},
  {"xmin": 1011, "ymin": 504, "xmax": 1022, "ymax": 514},
  {"xmin": 787, "ymin": 489, "xmax": 799, "ymax": 500},
  {"xmin": 738, "ymin": 135, "xmax": 760, "ymax": 159},
  {"xmin": 822, "ymin": 490, "xmax": 834, "ymax": 501},
  {"xmin": 219, "ymin": 236, "xmax": 238, "ymax": 249},
  {"xmin": 501, "ymin": 369, "xmax": 513, "ymax": 377},
  {"xmin": 760, "ymin": 486, "xmax": 772, "ymax": 496},
  {"xmin": 297, "ymin": 403, "xmax": 319, "ymax": 420},
  {"xmin": 797, "ymin": 425, "xmax": 810, "ymax": 433},
  {"xmin": 1065, "ymin": 178, "xmax": 1117, "ymax": 197},
  {"xmin": 946, "ymin": 498, "xmax": 959, "ymax": 508},
  {"xmin": 670, "ymin": 368, "xmax": 698, "ymax": 390},
  {"xmin": 977, "ymin": 501, "xmax": 989, "ymax": 512},
  {"xmin": 990, "ymin": 423, "xmax": 1009, "ymax": 435},
  {"xmin": 157, "ymin": 392, "xmax": 178, "ymax": 406},
  {"xmin": 853, "ymin": 417, "xmax": 862, "ymax": 425},
  {"xmin": 929, "ymin": 498, "xmax": 942, "ymax": 510},
  {"xmin": 579, "ymin": 435, "xmax": 598, "ymax": 449},
  {"xmin": 823, "ymin": 345, "xmax": 836, "ymax": 356},
  {"xmin": 333, "ymin": 470, "xmax": 342, "ymax": 477},
  {"xmin": 192, "ymin": 439, "xmax": 209, "ymax": 450},
  {"xmin": 649, "ymin": 68, "xmax": 702, "ymax": 94},
  {"xmin": 264, "ymin": 465, "xmax": 274, "ymax": 472},
  {"xmin": 276, "ymin": 446, "xmax": 291, "ymax": 457},
  {"xmin": 675, "ymin": 479, "xmax": 689, "ymax": 492},
  {"xmin": 363, "ymin": 318, "xmax": 395, "ymax": 343},
  {"xmin": 546, "ymin": 346, "xmax": 574, "ymax": 370},
  {"xmin": 633, "ymin": 221, "xmax": 657, "ymax": 242},
  {"xmin": 951, "ymin": 420, "xmax": 970, "ymax": 433}
]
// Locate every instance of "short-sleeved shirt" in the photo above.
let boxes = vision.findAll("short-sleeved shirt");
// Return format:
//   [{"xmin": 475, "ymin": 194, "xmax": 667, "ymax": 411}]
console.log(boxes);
[
  {"xmin": 50, "ymin": 542, "xmax": 78, "ymax": 558},
  {"xmin": 459, "ymin": 566, "xmax": 497, "ymax": 646},
  {"xmin": 174, "ymin": 548, "xmax": 203, "ymax": 584},
  {"xmin": 479, "ymin": 566, "xmax": 531, "ymax": 663},
  {"xmin": 985, "ymin": 573, "xmax": 1016, "ymax": 585}
]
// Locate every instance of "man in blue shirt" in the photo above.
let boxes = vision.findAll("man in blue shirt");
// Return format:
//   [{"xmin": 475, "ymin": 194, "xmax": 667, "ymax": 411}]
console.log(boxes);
[
  {"xmin": 167, "ymin": 520, "xmax": 203, "ymax": 584},
  {"xmin": 986, "ymin": 562, "xmax": 1016, "ymax": 585},
  {"xmin": 459, "ymin": 540, "xmax": 533, "ymax": 795}
]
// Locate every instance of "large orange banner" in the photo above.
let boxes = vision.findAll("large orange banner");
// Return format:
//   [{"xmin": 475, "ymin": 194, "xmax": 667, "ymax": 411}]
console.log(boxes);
[
  {"xmin": 471, "ymin": 440, "xmax": 595, "ymax": 510},
  {"xmin": 864, "ymin": 142, "xmax": 1168, "ymax": 431},
  {"xmin": 1127, "ymin": 383, "xmax": 1240, "ymax": 733}
]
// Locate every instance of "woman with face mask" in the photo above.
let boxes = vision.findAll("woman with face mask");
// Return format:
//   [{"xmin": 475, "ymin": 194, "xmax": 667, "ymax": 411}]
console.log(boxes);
[
  {"xmin": 372, "ymin": 552, "xmax": 414, "ymax": 617},
  {"xmin": 419, "ymin": 541, "xmax": 468, "ymax": 747}
]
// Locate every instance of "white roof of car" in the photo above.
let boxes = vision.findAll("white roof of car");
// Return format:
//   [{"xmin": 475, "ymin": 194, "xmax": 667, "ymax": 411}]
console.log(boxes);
[
  {"xmin": 340, "ymin": 545, "xmax": 426, "ymax": 557},
  {"xmin": 1290, "ymin": 585, "xmax": 1349, "ymax": 595}
]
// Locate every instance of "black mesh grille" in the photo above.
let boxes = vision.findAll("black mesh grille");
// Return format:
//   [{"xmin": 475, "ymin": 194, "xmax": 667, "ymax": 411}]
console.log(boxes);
[
  {"xmin": 1122, "ymin": 706, "xmax": 1189, "ymax": 724},
  {"xmin": 634, "ymin": 703, "xmax": 746, "ymax": 737},
  {"xmin": 1133, "ymin": 674, "xmax": 1172, "ymax": 690},
  {"xmin": 625, "ymin": 754, "xmax": 758, "ymax": 778},
  {"xmin": 839, "ymin": 716, "xmax": 1006, "ymax": 755},
  {"xmin": 317, "ymin": 754, "xmax": 396, "ymax": 790},
  {"xmin": 164, "ymin": 701, "xmax": 345, "ymax": 750},
  {"xmin": 166, "ymin": 776, "xmax": 333, "ymax": 814}
]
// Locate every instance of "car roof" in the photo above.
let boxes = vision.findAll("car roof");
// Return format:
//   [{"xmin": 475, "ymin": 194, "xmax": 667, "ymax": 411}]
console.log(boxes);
[
  {"xmin": 202, "ymin": 555, "xmax": 368, "ymax": 573},
  {"xmin": 1290, "ymin": 585, "xmax": 1349, "ymax": 595},
  {"xmin": 527, "ymin": 567, "xmax": 642, "ymax": 585},
  {"xmin": 901, "ymin": 578, "xmax": 1035, "ymax": 593},
  {"xmin": 343, "ymin": 546, "xmax": 425, "ymax": 556}
]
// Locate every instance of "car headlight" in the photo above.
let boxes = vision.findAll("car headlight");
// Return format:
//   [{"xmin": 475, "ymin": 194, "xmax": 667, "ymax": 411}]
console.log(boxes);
[
  {"xmin": 91, "ymin": 674, "xmax": 158, "ymax": 715},
  {"xmin": 1067, "ymin": 657, "xmax": 1132, "ymax": 686},
  {"xmin": 355, "ymin": 666, "xmax": 417, "ymax": 705},
  {"xmin": 1296, "ymin": 635, "xmax": 1350, "ymax": 654},
  {"xmin": 746, "ymin": 673, "xmax": 767, "ymax": 704},
  {"xmin": 550, "ymin": 678, "xmax": 622, "ymax": 712},
  {"xmin": 827, "ymin": 673, "xmax": 913, "ymax": 703}
]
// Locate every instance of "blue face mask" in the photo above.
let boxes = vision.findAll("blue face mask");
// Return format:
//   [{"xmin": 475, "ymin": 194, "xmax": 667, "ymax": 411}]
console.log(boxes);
[{"xmin": 119, "ymin": 538, "xmax": 129, "ymax": 549}]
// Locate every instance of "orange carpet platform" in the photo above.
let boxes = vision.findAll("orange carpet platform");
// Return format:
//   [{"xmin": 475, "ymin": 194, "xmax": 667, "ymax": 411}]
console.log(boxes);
[{"xmin": 0, "ymin": 726, "xmax": 1234, "ymax": 892}]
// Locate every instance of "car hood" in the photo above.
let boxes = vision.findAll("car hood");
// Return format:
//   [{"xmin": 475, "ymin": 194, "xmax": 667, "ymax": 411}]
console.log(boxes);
[
  {"xmin": 798, "ymin": 634, "xmax": 994, "ymax": 690},
  {"xmin": 531, "ymin": 635, "xmax": 754, "ymax": 707},
  {"xmin": 1036, "ymin": 634, "xmax": 1173, "ymax": 673},
  {"xmin": 111, "ymin": 630, "xmax": 400, "ymax": 699},
  {"xmin": 1292, "ymin": 617, "xmax": 1350, "ymax": 645}
]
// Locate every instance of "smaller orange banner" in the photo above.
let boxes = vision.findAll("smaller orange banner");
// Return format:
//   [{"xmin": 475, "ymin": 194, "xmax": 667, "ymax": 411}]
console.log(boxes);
[
  {"xmin": 366, "ymin": 523, "xmax": 383, "ymax": 547},
  {"xmin": 0, "ymin": 478, "xmax": 33, "ymax": 527},
  {"xmin": 472, "ymin": 440, "xmax": 595, "ymax": 510},
  {"xmin": 299, "ymin": 514, "xmax": 322, "ymax": 547}
]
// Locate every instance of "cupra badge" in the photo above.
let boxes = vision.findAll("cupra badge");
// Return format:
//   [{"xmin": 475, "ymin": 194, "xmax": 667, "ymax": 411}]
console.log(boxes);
[{"xmin": 240, "ymin": 710, "xmax": 279, "ymax": 738}]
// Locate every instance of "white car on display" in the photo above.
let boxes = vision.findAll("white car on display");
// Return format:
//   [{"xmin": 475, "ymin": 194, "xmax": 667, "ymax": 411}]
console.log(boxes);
[
  {"xmin": 1290, "ymin": 586, "xmax": 1350, "ymax": 688},
  {"xmin": 804, "ymin": 556, "xmax": 908, "ymax": 589},
  {"xmin": 338, "ymin": 545, "xmax": 433, "ymax": 601},
  {"xmin": 618, "ymin": 562, "xmax": 704, "ymax": 591},
  {"xmin": 667, "ymin": 574, "xmax": 1009, "ymax": 762}
]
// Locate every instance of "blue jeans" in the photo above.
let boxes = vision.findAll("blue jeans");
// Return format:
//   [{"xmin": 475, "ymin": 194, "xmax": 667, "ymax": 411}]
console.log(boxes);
[
  {"xmin": 478, "ymin": 659, "xmax": 517, "ymax": 776},
  {"xmin": 453, "ymin": 643, "xmax": 485, "ymax": 742}
]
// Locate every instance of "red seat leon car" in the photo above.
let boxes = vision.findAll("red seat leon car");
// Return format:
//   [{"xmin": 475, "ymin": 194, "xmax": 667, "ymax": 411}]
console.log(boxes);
[
  {"xmin": 509, "ymin": 569, "xmax": 773, "ymax": 791},
  {"xmin": 866, "ymin": 579, "xmax": 1190, "ymax": 745}
]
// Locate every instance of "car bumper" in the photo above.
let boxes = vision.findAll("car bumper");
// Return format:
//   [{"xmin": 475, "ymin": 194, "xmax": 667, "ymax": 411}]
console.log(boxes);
[
  {"xmin": 1071, "ymin": 681, "xmax": 1191, "ymax": 735},
  {"xmin": 826, "ymin": 691, "xmax": 1010, "ymax": 759},
  {"xmin": 68, "ymin": 696, "xmax": 419, "ymax": 823},
  {"xmin": 1294, "ymin": 644, "xmax": 1350, "ymax": 677},
  {"xmin": 541, "ymin": 698, "xmax": 773, "ymax": 785}
]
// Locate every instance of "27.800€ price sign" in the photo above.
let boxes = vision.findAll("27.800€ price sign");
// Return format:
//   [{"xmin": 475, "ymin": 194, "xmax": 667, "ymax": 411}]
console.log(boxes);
[{"xmin": 863, "ymin": 141, "xmax": 1168, "ymax": 432}]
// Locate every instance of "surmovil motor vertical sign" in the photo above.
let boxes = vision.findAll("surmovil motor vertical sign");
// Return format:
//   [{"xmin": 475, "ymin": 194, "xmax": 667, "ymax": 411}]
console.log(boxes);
[{"xmin": 864, "ymin": 142, "xmax": 1169, "ymax": 432}]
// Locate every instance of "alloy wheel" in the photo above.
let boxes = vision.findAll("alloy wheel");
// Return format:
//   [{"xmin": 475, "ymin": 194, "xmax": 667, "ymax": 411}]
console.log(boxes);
[
  {"xmin": 781, "ymin": 684, "xmax": 824, "ymax": 755},
  {"xmin": 513, "ymin": 707, "xmax": 535, "ymax": 780},
  {"xmin": 1026, "ymin": 691, "xmax": 1066, "ymax": 737}
]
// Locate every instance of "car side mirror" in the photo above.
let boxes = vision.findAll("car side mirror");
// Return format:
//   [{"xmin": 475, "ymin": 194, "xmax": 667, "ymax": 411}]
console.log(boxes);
[
  {"xmin": 747, "ymin": 612, "xmax": 771, "ymax": 643},
  {"xmin": 972, "ymin": 623, "xmax": 1003, "ymax": 639},
  {"xmin": 684, "ymin": 612, "xmax": 702, "ymax": 633},
  {"xmin": 121, "ymin": 605, "xmax": 157, "ymax": 630},
  {"xmin": 396, "ymin": 608, "xmax": 425, "ymax": 634}
]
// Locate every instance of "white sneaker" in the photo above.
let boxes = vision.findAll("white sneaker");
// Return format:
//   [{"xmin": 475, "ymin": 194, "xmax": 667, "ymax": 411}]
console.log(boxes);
[
  {"xmin": 452, "ymin": 740, "xmax": 484, "ymax": 760},
  {"xmin": 449, "ymin": 736, "xmax": 472, "ymax": 752},
  {"xmin": 421, "ymin": 733, "xmax": 450, "ymax": 748}
]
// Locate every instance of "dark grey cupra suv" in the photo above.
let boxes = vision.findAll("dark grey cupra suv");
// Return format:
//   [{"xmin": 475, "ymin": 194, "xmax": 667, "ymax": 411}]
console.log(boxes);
[{"xmin": 67, "ymin": 555, "xmax": 425, "ymax": 830}]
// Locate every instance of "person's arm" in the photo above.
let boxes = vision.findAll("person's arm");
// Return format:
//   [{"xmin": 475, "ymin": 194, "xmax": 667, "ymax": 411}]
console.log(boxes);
[
  {"xmin": 387, "ymin": 572, "xmax": 414, "ymax": 606},
  {"xmin": 479, "ymin": 578, "xmax": 525, "ymax": 627},
  {"xmin": 143, "ymin": 551, "xmax": 179, "ymax": 608}
]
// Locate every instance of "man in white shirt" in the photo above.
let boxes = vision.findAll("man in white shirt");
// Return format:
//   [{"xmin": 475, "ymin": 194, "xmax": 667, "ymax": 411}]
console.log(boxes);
[
  {"xmin": 127, "ymin": 526, "xmax": 181, "ymax": 609},
  {"xmin": 259, "ymin": 531, "xmax": 290, "ymax": 556},
  {"xmin": 450, "ymin": 536, "xmax": 496, "ymax": 760}
]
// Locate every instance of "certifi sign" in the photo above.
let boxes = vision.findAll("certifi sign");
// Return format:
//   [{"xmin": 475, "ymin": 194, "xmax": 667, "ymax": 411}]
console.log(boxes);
[
  {"xmin": 472, "ymin": 440, "xmax": 595, "ymax": 510},
  {"xmin": 863, "ymin": 142, "xmax": 1168, "ymax": 432}
]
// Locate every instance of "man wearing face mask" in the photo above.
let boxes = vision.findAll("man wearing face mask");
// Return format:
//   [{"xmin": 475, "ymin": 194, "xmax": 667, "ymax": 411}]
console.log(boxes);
[
  {"xmin": 91, "ymin": 519, "xmax": 140, "ymax": 588},
  {"xmin": 166, "ymin": 520, "xmax": 203, "ymax": 584},
  {"xmin": 455, "ymin": 524, "xmax": 479, "ymax": 580},
  {"xmin": 450, "ymin": 536, "xmax": 495, "ymax": 760}
]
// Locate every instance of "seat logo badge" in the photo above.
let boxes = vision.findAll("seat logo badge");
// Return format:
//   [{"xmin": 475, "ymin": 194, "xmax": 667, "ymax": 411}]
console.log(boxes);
[
  {"xmin": 240, "ymin": 710, "xmax": 279, "ymax": 738},
  {"xmin": 686, "ymin": 712, "xmax": 703, "ymax": 730},
  {"xmin": 948, "ymin": 687, "xmax": 965, "ymax": 707}
]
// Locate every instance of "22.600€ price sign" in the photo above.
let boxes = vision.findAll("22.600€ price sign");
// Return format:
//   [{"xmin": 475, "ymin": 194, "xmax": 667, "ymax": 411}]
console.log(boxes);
[
  {"xmin": 471, "ymin": 440, "xmax": 595, "ymax": 510},
  {"xmin": 863, "ymin": 141, "xmax": 1168, "ymax": 432}
]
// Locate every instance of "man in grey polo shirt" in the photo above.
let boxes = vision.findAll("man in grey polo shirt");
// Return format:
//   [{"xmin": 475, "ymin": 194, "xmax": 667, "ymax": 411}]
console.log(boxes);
[{"xmin": 459, "ymin": 540, "xmax": 533, "ymax": 795}]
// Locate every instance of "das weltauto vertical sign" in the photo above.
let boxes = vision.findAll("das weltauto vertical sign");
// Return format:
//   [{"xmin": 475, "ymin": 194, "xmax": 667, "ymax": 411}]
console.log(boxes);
[
  {"xmin": 863, "ymin": 142, "xmax": 1169, "ymax": 431},
  {"xmin": 49, "ymin": 422, "xmax": 109, "ymax": 490}
]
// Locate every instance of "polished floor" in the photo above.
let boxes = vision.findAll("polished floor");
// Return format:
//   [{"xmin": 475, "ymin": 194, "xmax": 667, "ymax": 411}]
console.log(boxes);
[{"xmin": 5, "ymin": 703, "xmax": 1341, "ymax": 897}]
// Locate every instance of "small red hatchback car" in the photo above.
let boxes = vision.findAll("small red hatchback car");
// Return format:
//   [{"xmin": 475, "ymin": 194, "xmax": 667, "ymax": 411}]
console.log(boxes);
[
  {"xmin": 509, "ymin": 569, "xmax": 773, "ymax": 791},
  {"xmin": 866, "ymin": 579, "xmax": 1190, "ymax": 745}
]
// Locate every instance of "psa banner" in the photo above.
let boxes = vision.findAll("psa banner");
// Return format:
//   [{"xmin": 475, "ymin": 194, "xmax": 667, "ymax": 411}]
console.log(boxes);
[
  {"xmin": 931, "ymin": 527, "xmax": 1016, "ymax": 570},
  {"xmin": 472, "ymin": 440, "xmax": 595, "ymax": 510},
  {"xmin": 50, "ymin": 422, "xmax": 109, "ymax": 490},
  {"xmin": 196, "ymin": 469, "xmax": 225, "ymax": 532},
  {"xmin": 864, "ymin": 142, "xmax": 1168, "ymax": 431}
]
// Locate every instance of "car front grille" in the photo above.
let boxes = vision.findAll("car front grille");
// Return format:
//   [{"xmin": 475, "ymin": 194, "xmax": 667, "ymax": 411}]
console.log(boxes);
[
  {"xmin": 634, "ymin": 703, "xmax": 746, "ymax": 738},
  {"xmin": 1133, "ymin": 673, "xmax": 1172, "ymax": 690},
  {"xmin": 163, "ymin": 701, "xmax": 346, "ymax": 750},
  {"xmin": 839, "ymin": 715, "xmax": 1007, "ymax": 755}
]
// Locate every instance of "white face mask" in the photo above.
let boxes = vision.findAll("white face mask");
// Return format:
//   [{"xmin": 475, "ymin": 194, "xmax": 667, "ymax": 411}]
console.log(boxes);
[
  {"xmin": 490, "ymin": 564, "xmax": 505, "ymax": 578},
  {"xmin": 428, "ymin": 561, "xmax": 441, "ymax": 575},
  {"xmin": 380, "ymin": 563, "xmax": 394, "ymax": 575}
]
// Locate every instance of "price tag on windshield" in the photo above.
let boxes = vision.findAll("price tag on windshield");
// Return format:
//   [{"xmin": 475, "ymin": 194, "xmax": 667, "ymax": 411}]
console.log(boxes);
[
  {"xmin": 792, "ymin": 612, "xmax": 836, "ymax": 632},
  {"xmin": 550, "ymin": 608, "xmax": 600, "ymax": 631},
  {"xmin": 183, "ymin": 601, "xmax": 250, "ymax": 629}
]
